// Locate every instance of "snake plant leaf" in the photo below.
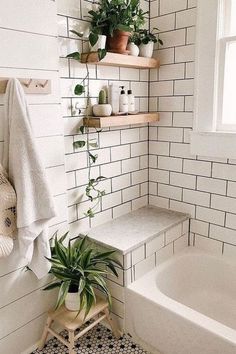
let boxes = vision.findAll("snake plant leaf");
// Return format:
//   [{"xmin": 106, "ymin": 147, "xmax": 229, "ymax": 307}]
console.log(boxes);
[
  {"xmin": 55, "ymin": 281, "xmax": 70, "ymax": 309},
  {"xmin": 74, "ymin": 84, "xmax": 85, "ymax": 96},
  {"xmin": 43, "ymin": 281, "xmax": 62, "ymax": 291},
  {"xmin": 66, "ymin": 51, "xmax": 81, "ymax": 61}
]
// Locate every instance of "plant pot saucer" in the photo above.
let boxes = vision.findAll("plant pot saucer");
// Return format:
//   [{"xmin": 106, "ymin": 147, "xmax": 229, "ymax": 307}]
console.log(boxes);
[{"xmin": 108, "ymin": 49, "xmax": 130, "ymax": 55}]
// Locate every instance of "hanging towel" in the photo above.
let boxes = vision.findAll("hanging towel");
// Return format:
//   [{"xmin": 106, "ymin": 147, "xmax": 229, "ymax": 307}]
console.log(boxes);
[{"xmin": 2, "ymin": 78, "xmax": 56, "ymax": 278}]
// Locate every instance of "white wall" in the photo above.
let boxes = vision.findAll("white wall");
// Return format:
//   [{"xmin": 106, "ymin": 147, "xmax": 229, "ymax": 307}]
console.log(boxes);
[
  {"xmin": 0, "ymin": 1, "xmax": 68, "ymax": 353},
  {"xmin": 149, "ymin": 0, "xmax": 236, "ymax": 256}
]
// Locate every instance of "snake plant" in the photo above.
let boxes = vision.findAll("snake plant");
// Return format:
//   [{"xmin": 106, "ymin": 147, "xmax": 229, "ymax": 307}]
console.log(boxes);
[{"xmin": 44, "ymin": 232, "xmax": 121, "ymax": 317}]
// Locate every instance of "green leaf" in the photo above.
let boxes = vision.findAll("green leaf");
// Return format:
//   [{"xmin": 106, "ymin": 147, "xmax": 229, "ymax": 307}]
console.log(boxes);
[
  {"xmin": 116, "ymin": 24, "xmax": 132, "ymax": 32},
  {"xmin": 79, "ymin": 126, "xmax": 85, "ymax": 134},
  {"xmin": 89, "ymin": 142, "xmax": 98, "ymax": 148},
  {"xmin": 43, "ymin": 282, "xmax": 62, "ymax": 291},
  {"xmin": 70, "ymin": 29, "xmax": 84, "ymax": 37},
  {"xmin": 89, "ymin": 32, "xmax": 99, "ymax": 47},
  {"xmin": 88, "ymin": 152, "xmax": 98, "ymax": 164},
  {"xmin": 98, "ymin": 48, "xmax": 107, "ymax": 61},
  {"xmin": 74, "ymin": 84, "xmax": 85, "ymax": 96},
  {"xmin": 55, "ymin": 281, "xmax": 70, "ymax": 309},
  {"xmin": 73, "ymin": 140, "xmax": 86, "ymax": 148},
  {"xmin": 66, "ymin": 52, "xmax": 81, "ymax": 61}
]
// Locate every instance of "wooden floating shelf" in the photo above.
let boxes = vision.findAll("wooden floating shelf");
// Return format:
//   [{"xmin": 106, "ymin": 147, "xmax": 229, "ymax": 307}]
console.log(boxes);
[
  {"xmin": 83, "ymin": 112, "xmax": 160, "ymax": 128},
  {"xmin": 81, "ymin": 52, "xmax": 160, "ymax": 69}
]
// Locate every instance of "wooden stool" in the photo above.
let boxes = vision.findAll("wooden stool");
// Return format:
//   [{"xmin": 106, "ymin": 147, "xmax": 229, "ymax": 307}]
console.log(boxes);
[{"xmin": 38, "ymin": 297, "xmax": 120, "ymax": 354}]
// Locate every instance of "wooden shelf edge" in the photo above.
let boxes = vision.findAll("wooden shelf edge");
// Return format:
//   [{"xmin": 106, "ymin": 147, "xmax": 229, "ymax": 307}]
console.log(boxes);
[
  {"xmin": 81, "ymin": 52, "xmax": 160, "ymax": 69},
  {"xmin": 83, "ymin": 112, "xmax": 160, "ymax": 128}
]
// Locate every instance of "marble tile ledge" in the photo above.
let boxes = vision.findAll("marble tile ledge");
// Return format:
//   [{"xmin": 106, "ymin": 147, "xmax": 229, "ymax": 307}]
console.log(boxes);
[{"xmin": 88, "ymin": 205, "xmax": 190, "ymax": 254}]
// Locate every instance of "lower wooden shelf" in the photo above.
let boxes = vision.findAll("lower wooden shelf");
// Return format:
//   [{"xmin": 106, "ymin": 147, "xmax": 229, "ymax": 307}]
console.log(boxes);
[{"xmin": 83, "ymin": 112, "xmax": 159, "ymax": 128}]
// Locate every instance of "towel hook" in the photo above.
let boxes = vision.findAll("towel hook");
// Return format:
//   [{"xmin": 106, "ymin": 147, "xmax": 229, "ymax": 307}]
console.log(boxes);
[
  {"xmin": 24, "ymin": 79, "xmax": 33, "ymax": 88},
  {"xmin": 39, "ymin": 80, "xmax": 48, "ymax": 88}
]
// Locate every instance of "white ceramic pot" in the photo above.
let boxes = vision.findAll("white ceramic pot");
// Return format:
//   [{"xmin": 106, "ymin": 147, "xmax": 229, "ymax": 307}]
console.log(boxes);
[
  {"xmin": 139, "ymin": 41, "xmax": 154, "ymax": 58},
  {"xmin": 127, "ymin": 42, "xmax": 139, "ymax": 56},
  {"xmin": 93, "ymin": 104, "xmax": 112, "ymax": 117},
  {"xmin": 90, "ymin": 35, "xmax": 107, "ymax": 52},
  {"xmin": 65, "ymin": 292, "xmax": 80, "ymax": 311}
]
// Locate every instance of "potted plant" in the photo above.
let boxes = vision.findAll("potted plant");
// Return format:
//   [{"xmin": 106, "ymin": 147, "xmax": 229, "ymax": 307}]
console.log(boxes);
[
  {"xmin": 138, "ymin": 28, "xmax": 163, "ymax": 58},
  {"xmin": 93, "ymin": 89, "xmax": 112, "ymax": 117},
  {"xmin": 88, "ymin": 0, "xmax": 147, "ymax": 54},
  {"xmin": 44, "ymin": 233, "xmax": 121, "ymax": 317},
  {"xmin": 127, "ymin": 32, "xmax": 141, "ymax": 56}
]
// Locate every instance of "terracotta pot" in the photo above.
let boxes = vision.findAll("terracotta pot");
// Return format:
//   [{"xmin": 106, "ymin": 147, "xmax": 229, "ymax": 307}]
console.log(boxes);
[{"xmin": 107, "ymin": 30, "xmax": 131, "ymax": 54}]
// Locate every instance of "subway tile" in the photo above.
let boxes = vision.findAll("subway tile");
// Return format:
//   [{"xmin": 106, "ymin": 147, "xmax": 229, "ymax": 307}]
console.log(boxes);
[
  {"xmin": 196, "ymin": 206, "xmax": 225, "ymax": 226},
  {"xmin": 120, "ymin": 67, "xmax": 140, "ymax": 81},
  {"xmin": 113, "ymin": 202, "xmax": 132, "ymax": 219},
  {"xmin": 102, "ymin": 191, "xmax": 122, "ymax": 210},
  {"xmin": 223, "ymin": 243, "xmax": 236, "ymax": 260},
  {"xmin": 160, "ymin": 29, "xmax": 186, "ymax": 48},
  {"xmin": 122, "ymin": 185, "xmax": 140, "ymax": 202},
  {"xmin": 97, "ymin": 65, "xmax": 120, "ymax": 80},
  {"xmin": 156, "ymin": 48, "xmax": 175, "ymax": 65},
  {"xmin": 211, "ymin": 195, "xmax": 236, "ymax": 214},
  {"xmin": 190, "ymin": 219, "xmax": 209, "ymax": 237},
  {"xmin": 112, "ymin": 174, "xmax": 130, "ymax": 192},
  {"xmin": 121, "ymin": 128, "xmax": 140, "ymax": 144},
  {"xmin": 159, "ymin": 183, "xmax": 182, "ymax": 201},
  {"xmin": 99, "ymin": 130, "xmax": 120, "ymax": 148},
  {"xmin": 159, "ymin": 63, "xmax": 185, "ymax": 80},
  {"xmin": 101, "ymin": 161, "xmax": 121, "ymax": 178},
  {"xmin": 174, "ymin": 79, "xmax": 194, "ymax": 96},
  {"xmin": 170, "ymin": 200, "xmax": 196, "ymax": 217},
  {"xmin": 149, "ymin": 195, "xmax": 169, "ymax": 209},
  {"xmin": 132, "ymin": 195, "xmax": 148, "ymax": 209},
  {"xmin": 132, "ymin": 169, "xmax": 148, "ymax": 184},
  {"xmin": 175, "ymin": 45, "xmax": 195, "ymax": 63},
  {"xmin": 173, "ymin": 112, "xmax": 193, "ymax": 127},
  {"xmin": 131, "ymin": 141, "xmax": 148, "ymax": 157},
  {"xmin": 159, "ymin": 96, "xmax": 184, "ymax": 112},
  {"xmin": 197, "ymin": 177, "xmax": 227, "ymax": 195},
  {"xmin": 122, "ymin": 157, "xmax": 139, "ymax": 173},
  {"xmin": 183, "ymin": 189, "xmax": 210, "ymax": 207},
  {"xmin": 194, "ymin": 234, "xmax": 223, "ymax": 255},
  {"xmin": 158, "ymin": 127, "xmax": 183, "ymax": 142},
  {"xmin": 111, "ymin": 145, "xmax": 130, "ymax": 162},
  {"xmin": 227, "ymin": 182, "xmax": 236, "ymax": 198},
  {"xmin": 183, "ymin": 159, "xmax": 211, "ymax": 177},
  {"xmin": 150, "ymin": 81, "xmax": 173, "ymax": 97},
  {"xmin": 176, "ymin": 8, "xmax": 197, "ymax": 28},
  {"xmin": 146, "ymin": 233, "xmax": 165, "ymax": 257},
  {"xmin": 226, "ymin": 213, "xmax": 236, "ymax": 230},
  {"xmin": 150, "ymin": 169, "xmax": 170, "ymax": 184},
  {"xmin": 210, "ymin": 224, "xmax": 236, "ymax": 246},
  {"xmin": 160, "ymin": 0, "xmax": 187, "ymax": 15},
  {"xmin": 131, "ymin": 245, "xmax": 145, "ymax": 265},
  {"xmin": 151, "ymin": 13, "xmax": 175, "ymax": 32},
  {"xmin": 149, "ymin": 141, "xmax": 170, "ymax": 155},
  {"xmin": 170, "ymin": 142, "xmax": 193, "ymax": 159},
  {"xmin": 174, "ymin": 233, "xmax": 188, "ymax": 253},
  {"xmin": 212, "ymin": 163, "xmax": 236, "ymax": 181},
  {"xmin": 170, "ymin": 172, "xmax": 196, "ymax": 189},
  {"xmin": 165, "ymin": 223, "xmax": 182, "ymax": 244},
  {"xmin": 134, "ymin": 254, "xmax": 155, "ymax": 280},
  {"xmin": 156, "ymin": 243, "xmax": 173, "ymax": 265},
  {"xmin": 158, "ymin": 156, "xmax": 183, "ymax": 172}
]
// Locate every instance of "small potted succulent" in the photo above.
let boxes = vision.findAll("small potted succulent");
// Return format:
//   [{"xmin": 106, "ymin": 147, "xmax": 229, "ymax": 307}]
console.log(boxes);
[
  {"xmin": 88, "ymin": 0, "xmax": 147, "ymax": 54},
  {"xmin": 93, "ymin": 89, "xmax": 112, "ymax": 117},
  {"xmin": 44, "ymin": 233, "xmax": 121, "ymax": 317},
  {"xmin": 138, "ymin": 28, "xmax": 163, "ymax": 58}
]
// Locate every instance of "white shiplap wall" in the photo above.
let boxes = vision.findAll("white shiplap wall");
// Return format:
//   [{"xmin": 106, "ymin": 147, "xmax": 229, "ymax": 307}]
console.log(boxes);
[{"xmin": 0, "ymin": 1, "xmax": 68, "ymax": 353}]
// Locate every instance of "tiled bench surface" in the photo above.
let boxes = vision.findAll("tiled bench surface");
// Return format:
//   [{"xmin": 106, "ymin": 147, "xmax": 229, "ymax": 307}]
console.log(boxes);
[{"xmin": 88, "ymin": 205, "xmax": 190, "ymax": 330}]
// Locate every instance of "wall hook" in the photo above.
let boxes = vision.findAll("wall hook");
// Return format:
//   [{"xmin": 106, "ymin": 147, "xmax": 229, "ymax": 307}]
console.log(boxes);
[{"xmin": 24, "ymin": 79, "xmax": 33, "ymax": 88}]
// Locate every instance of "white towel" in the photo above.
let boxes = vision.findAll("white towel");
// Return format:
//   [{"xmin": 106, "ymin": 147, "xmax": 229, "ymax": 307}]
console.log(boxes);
[{"xmin": 2, "ymin": 78, "xmax": 56, "ymax": 278}]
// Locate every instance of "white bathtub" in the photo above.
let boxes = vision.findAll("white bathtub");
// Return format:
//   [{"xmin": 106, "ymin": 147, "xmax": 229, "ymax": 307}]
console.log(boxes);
[{"xmin": 125, "ymin": 248, "xmax": 236, "ymax": 354}]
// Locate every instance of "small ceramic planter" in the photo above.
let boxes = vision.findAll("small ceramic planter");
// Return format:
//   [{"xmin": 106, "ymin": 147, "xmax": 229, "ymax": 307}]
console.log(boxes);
[
  {"xmin": 90, "ymin": 35, "xmax": 107, "ymax": 52},
  {"xmin": 65, "ymin": 292, "xmax": 80, "ymax": 311},
  {"xmin": 127, "ymin": 43, "xmax": 139, "ymax": 56},
  {"xmin": 139, "ymin": 41, "xmax": 154, "ymax": 58},
  {"xmin": 93, "ymin": 104, "xmax": 112, "ymax": 117}
]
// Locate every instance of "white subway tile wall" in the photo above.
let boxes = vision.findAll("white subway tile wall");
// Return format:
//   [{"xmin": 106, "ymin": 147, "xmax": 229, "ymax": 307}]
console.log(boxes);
[
  {"xmin": 149, "ymin": 0, "xmax": 236, "ymax": 257},
  {"xmin": 58, "ymin": 0, "xmax": 150, "ymax": 235}
]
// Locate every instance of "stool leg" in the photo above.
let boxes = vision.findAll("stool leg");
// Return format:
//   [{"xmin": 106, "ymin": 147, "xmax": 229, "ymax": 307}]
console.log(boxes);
[
  {"xmin": 104, "ymin": 308, "xmax": 121, "ymax": 339},
  {"xmin": 38, "ymin": 316, "xmax": 53, "ymax": 350},
  {"xmin": 68, "ymin": 330, "xmax": 76, "ymax": 354}
]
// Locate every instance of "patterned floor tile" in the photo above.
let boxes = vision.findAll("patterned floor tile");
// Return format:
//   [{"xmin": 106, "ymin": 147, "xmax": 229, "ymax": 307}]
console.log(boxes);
[{"xmin": 32, "ymin": 323, "xmax": 148, "ymax": 354}]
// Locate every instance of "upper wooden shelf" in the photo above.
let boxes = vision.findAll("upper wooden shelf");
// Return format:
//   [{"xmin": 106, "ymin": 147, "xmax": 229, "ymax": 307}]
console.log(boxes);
[
  {"xmin": 81, "ymin": 52, "xmax": 160, "ymax": 69},
  {"xmin": 83, "ymin": 112, "xmax": 159, "ymax": 128}
]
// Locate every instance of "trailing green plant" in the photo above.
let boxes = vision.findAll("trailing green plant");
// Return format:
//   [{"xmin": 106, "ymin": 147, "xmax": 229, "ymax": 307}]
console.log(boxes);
[
  {"xmin": 44, "ymin": 232, "xmax": 122, "ymax": 317},
  {"xmin": 88, "ymin": 0, "xmax": 147, "ymax": 37},
  {"xmin": 134, "ymin": 28, "xmax": 163, "ymax": 46}
]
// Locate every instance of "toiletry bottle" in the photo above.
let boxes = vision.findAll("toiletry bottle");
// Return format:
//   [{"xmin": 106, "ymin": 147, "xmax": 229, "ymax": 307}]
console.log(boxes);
[
  {"xmin": 108, "ymin": 84, "xmax": 120, "ymax": 114},
  {"xmin": 119, "ymin": 86, "xmax": 128, "ymax": 113},
  {"xmin": 128, "ymin": 89, "xmax": 135, "ymax": 112}
]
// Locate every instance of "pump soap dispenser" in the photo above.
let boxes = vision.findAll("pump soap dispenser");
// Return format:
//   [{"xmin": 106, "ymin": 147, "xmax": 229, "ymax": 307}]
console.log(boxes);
[{"xmin": 119, "ymin": 86, "xmax": 128, "ymax": 114}]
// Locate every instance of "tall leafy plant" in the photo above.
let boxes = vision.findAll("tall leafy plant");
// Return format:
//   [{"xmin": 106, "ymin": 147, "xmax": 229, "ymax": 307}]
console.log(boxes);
[{"xmin": 44, "ymin": 233, "xmax": 121, "ymax": 317}]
